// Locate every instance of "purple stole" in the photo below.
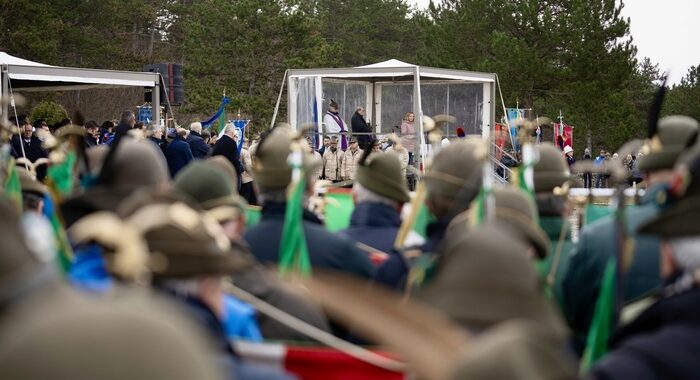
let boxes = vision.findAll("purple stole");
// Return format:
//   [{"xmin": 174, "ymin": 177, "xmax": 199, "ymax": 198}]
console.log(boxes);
[{"xmin": 328, "ymin": 111, "xmax": 347, "ymax": 150}]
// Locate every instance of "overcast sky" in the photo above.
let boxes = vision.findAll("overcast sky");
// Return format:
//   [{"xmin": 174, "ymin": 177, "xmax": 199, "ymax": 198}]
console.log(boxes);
[{"xmin": 407, "ymin": 0, "xmax": 699, "ymax": 84}]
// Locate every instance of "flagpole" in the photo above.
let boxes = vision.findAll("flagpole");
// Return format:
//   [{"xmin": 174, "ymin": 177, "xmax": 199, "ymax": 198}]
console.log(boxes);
[{"xmin": 495, "ymin": 75, "xmax": 516, "ymax": 152}]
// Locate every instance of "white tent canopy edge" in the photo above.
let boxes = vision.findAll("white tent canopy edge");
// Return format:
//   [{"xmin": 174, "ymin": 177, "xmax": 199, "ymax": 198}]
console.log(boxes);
[{"xmin": 0, "ymin": 52, "xmax": 161, "ymax": 125}]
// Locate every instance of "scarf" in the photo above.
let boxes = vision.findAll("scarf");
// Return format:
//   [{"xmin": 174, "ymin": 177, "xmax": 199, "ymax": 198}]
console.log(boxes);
[{"xmin": 328, "ymin": 111, "xmax": 347, "ymax": 150}]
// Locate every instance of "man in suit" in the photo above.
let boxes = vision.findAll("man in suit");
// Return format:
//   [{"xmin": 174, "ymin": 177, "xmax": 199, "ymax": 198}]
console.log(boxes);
[
  {"xmin": 11, "ymin": 117, "xmax": 48, "ymax": 181},
  {"xmin": 186, "ymin": 122, "xmax": 211, "ymax": 159},
  {"xmin": 212, "ymin": 123, "xmax": 244, "ymax": 190}
]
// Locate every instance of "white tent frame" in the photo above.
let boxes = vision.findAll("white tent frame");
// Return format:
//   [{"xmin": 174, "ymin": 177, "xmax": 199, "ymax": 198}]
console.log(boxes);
[
  {"xmin": 0, "ymin": 52, "xmax": 161, "ymax": 125},
  {"xmin": 282, "ymin": 60, "xmax": 496, "ymax": 167}
]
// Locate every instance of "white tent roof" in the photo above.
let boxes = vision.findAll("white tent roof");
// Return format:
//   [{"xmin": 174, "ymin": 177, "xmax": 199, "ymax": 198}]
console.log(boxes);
[
  {"xmin": 356, "ymin": 59, "xmax": 416, "ymax": 69},
  {"xmin": 0, "ymin": 52, "xmax": 49, "ymax": 67},
  {"xmin": 1, "ymin": 51, "xmax": 159, "ymax": 91},
  {"xmin": 288, "ymin": 59, "xmax": 495, "ymax": 82},
  {"xmin": 1, "ymin": 52, "xmax": 162, "ymax": 125}
]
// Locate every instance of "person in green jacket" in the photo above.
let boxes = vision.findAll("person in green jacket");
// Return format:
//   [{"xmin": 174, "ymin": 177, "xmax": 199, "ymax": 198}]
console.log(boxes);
[
  {"xmin": 532, "ymin": 143, "xmax": 579, "ymax": 302},
  {"xmin": 561, "ymin": 115, "xmax": 699, "ymax": 354}
]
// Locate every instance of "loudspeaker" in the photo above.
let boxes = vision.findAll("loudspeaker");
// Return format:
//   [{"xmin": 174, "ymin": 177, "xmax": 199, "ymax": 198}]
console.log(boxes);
[{"xmin": 144, "ymin": 63, "xmax": 184, "ymax": 106}]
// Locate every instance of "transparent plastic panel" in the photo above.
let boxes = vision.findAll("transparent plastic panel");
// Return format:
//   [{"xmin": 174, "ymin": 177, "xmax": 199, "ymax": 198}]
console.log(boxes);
[
  {"xmin": 416, "ymin": 83, "xmax": 484, "ymax": 137},
  {"xmin": 295, "ymin": 77, "xmax": 317, "ymax": 129},
  {"xmin": 447, "ymin": 83, "xmax": 483, "ymax": 137},
  {"xmin": 321, "ymin": 80, "xmax": 367, "ymax": 124},
  {"xmin": 380, "ymin": 83, "xmax": 414, "ymax": 134}
]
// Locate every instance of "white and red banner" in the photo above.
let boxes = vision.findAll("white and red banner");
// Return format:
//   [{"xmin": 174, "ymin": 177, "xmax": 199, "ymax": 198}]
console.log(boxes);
[{"xmin": 236, "ymin": 341, "xmax": 405, "ymax": 380}]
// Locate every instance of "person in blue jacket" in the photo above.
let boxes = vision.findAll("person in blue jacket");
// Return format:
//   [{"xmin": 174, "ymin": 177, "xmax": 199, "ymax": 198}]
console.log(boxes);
[{"xmin": 165, "ymin": 128, "xmax": 194, "ymax": 178}]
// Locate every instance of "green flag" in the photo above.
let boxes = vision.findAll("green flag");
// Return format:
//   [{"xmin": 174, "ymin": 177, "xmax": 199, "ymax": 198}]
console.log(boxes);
[
  {"xmin": 581, "ymin": 257, "xmax": 616, "ymax": 372},
  {"xmin": 324, "ymin": 190, "xmax": 354, "ymax": 232},
  {"xmin": 245, "ymin": 205, "xmax": 262, "ymax": 227},
  {"xmin": 46, "ymin": 150, "xmax": 77, "ymax": 198},
  {"xmin": 218, "ymin": 102, "xmax": 227, "ymax": 134},
  {"xmin": 278, "ymin": 175, "xmax": 312, "ymax": 277}
]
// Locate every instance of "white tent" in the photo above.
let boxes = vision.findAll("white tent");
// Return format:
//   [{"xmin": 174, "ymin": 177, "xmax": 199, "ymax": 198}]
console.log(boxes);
[
  {"xmin": 279, "ymin": 59, "xmax": 496, "ymax": 166},
  {"xmin": 0, "ymin": 52, "xmax": 161, "ymax": 124}
]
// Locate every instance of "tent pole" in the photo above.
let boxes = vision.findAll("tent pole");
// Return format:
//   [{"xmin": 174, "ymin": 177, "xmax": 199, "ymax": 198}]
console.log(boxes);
[
  {"xmin": 413, "ymin": 66, "xmax": 425, "ymax": 173},
  {"xmin": 270, "ymin": 69, "xmax": 288, "ymax": 129},
  {"xmin": 153, "ymin": 77, "xmax": 160, "ymax": 128},
  {"xmin": 314, "ymin": 76, "xmax": 323, "ymax": 138},
  {"xmin": 1, "ymin": 65, "xmax": 8, "ymax": 125}
]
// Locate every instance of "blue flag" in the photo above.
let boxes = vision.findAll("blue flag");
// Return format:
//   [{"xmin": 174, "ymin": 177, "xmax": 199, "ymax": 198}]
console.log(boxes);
[
  {"xmin": 202, "ymin": 96, "xmax": 231, "ymax": 129},
  {"xmin": 506, "ymin": 108, "xmax": 525, "ymax": 151},
  {"xmin": 234, "ymin": 119, "xmax": 248, "ymax": 153}
]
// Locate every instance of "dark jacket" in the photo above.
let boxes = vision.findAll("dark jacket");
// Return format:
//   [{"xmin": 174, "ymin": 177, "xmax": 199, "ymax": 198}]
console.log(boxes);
[
  {"xmin": 11, "ymin": 135, "xmax": 48, "ymax": 180},
  {"xmin": 84, "ymin": 135, "xmax": 99, "ymax": 147},
  {"xmin": 340, "ymin": 202, "xmax": 401, "ymax": 255},
  {"xmin": 562, "ymin": 184, "xmax": 667, "ymax": 352},
  {"xmin": 590, "ymin": 280, "xmax": 700, "ymax": 380},
  {"xmin": 374, "ymin": 217, "xmax": 451, "ymax": 291},
  {"xmin": 186, "ymin": 131, "xmax": 211, "ymax": 159},
  {"xmin": 233, "ymin": 265, "xmax": 331, "ymax": 341},
  {"xmin": 212, "ymin": 134, "xmax": 243, "ymax": 181},
  {"xmin": 243, "ymin": 202, "xmax": 375, "ymax": 279},
  {"xmin": 112, "ymin": 122, "xmax": 132, "ymax": 144},
  {"xmin": 351, "ymin": 112, "xmax": 373, "ymax": 151},
  {"xmin": 165, "ymin": 135, "xmax": 194, "ymax": 178},
  {"xmin": 149, "ymin": 136, "xmax": 168, "ymax": 156}
]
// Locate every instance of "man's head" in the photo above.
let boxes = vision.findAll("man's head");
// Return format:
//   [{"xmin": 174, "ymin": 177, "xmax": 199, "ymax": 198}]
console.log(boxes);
[
  {"xmin": 125, "ymin": 203, "xmax": 250, "ymax": 320},
  {"xmin": 492, "ymin": 187, "xmax": 550, "ymax": 260},
  {"xmin": 85, "ymin": 121, "xmax": 100, "ymax": 138},
  {"xmin": 323, "ymin": 136, "xmax": 331, "ymax": 147},
  {"xmin": 146, "ymin": 123, "xmax": 163, "ymax": 139},
  {"xmin": 329, "ymin": 99, "xmax": 339, "ymax": 112},
  {"xmin": 349, "ymin": 137, "xmax": 359, "ymax": 151},
  {"xmin": 223, "ymin": 123, "xmax": 236, "ymax": 139},
  {"xmin": 189, "ymin": 122, "xmax": 202, "ymax": 134},
  {"xmin": 251, "ymin": 126, "xmax": 321, "ymax": 197},
  {"xmin": 21, "ymin": 123, "xmax": 33, "ymax": 139},
  {"xmin": 640, "ymin": 141, "xmax": 700, "ymax": 278},
  {"xmin": 354, "ymin": 152, "xmax": 410, "ymax": 209},
  {"xmin": 329, "ymin": 137, "xmax": 338, "ymax": 152},
  {"xmin": 201, "ymin": 130, "xmax": 211, "ymax": 144},
  {"xmin": 173, "ymin": 161, "xmax": 247, "ymax": 240},
  {"xmin": 533, "ymin": 143, "xmax": 574, "ymax": 216},
  {"xmin": 599, "ymin": 150, "xmax": 606, "ymax": 157},
  {"xmin": 120, "ymin": 110, "xmax": 136, "ymax": 127},
  {"xmin": 177, "ymin": 128, "xmax": 188, "ymax": 139},
  {"xmin": 638, "ymin": 116, "xmax": 699, "ymax": 183},
  {"xmin": 17, "ymin": 168, "xmax": 48, "ymax": 214},
  {"xmin": 357, "ymin": 107, "xmax": 365, "ymax": 116},
  {"xmin": 423, "ymin": 140, "xmax": 484, "ymax": 219},
  {"xmin": 33, "ymin": 119, "xmax": 49, "ymax": 133}
]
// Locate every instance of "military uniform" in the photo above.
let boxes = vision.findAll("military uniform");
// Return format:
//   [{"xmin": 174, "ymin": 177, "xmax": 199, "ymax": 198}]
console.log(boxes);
[
  {"xmin": 376, "ymin": 140, "xmax": 484, "ymax": 290},
  {"xmin": 245, "ymin": 126, "xmax": 374, "ymax": 279},
  {"xmin": 173, "ymin": 161, "xmax": 332, "ymax": 341},
  {"xmin": 592, "ymin": 137, "xmax": 700, "ymax": 379},
  {"xmin": 340, "ymin": 152, "xmax": 410, "ymax": 257},
  {"xmin": 530, "ymin": 143, "xmax": 578, "ymax": 301},
  {"xmin": 322, "ymin": 147, "xmax": 343, "ymax": 181},
  {"xmin": 561, "ymin": 116, "xmax": 699, "ymax": 351},
  {"xmin": 341, "ymin": 141, "xmax": 363, "ymax": 180}
]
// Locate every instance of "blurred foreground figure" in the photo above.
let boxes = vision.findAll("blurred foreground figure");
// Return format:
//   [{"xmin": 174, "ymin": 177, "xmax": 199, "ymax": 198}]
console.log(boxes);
[
  {"xmin": 0, "ymin": 197, "xmax": 225, "ymax": 380},
  {"xmin": 590, "ymin": 147, "xmax": 700, "ymax": 380}
]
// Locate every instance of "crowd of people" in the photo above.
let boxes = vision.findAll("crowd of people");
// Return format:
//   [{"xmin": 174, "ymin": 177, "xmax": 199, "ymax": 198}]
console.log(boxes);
[{"xmin": 2, "ymin": 94, "xmax": 700, "ymax": 379}]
